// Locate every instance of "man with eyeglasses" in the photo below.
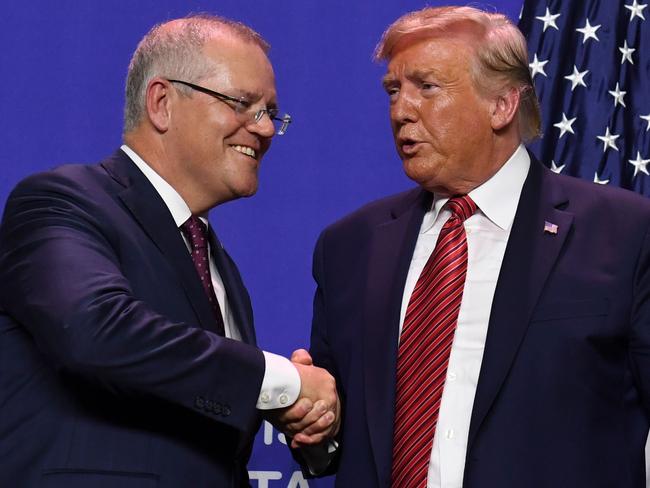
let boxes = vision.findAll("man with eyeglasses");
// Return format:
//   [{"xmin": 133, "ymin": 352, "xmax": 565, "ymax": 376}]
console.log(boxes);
[{"xmin": 0, "ymin": 14, "xmax": 337, "ymax": 487}]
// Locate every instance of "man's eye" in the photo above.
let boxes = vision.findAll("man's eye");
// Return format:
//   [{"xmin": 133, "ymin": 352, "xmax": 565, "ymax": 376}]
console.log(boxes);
[
  {"xmin": 234, "ymin": 98, "xmax": 252, "ymax": 112},
  {"xmin": 421, "ymin": 82, "xmax": 436, "ymax": 91},
  {"xmin": 385, "ymin": 87, "xmax": 400, "ymax": 97}
]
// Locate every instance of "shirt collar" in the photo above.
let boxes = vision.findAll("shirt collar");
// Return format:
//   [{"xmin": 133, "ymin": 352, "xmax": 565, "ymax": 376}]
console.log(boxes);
[
  {"xmin": 421, "ymin": 144, "xmax": 530, "ymax": 232},
  {"xmin": 120, "ymin": 144, "xmax": 208, "ymax": 229}
]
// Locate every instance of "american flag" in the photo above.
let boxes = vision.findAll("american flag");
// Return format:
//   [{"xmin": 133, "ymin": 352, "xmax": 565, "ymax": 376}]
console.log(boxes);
[{"xmin": 518, "ymin": 0, "xmax": 650, "ymax": 196}]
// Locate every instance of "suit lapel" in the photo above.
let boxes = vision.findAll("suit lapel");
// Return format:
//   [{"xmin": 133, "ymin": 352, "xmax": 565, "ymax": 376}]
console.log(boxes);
[
  {"xmin": 101, "ymin": 150, "xmax": 219, "ymax": 334},
  {"xmin": 207, "ymin": 229, "xmax": 256, "ymax": 345},
  {"xmin": 363, "ymin": 188, "xmax": 432, "ymax": 486},
  {"xmin": 467, "ymin": 158, "xmax": 573, "ymax": 450}
]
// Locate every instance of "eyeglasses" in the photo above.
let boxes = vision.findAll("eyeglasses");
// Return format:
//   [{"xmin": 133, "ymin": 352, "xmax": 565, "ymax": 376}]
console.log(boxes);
[{"xmin": 167, "ymin": 79, "xmax": 291, "ymax": 136}]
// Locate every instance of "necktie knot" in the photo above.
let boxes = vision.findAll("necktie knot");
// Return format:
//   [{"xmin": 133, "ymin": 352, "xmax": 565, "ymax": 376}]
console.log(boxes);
[
  {"xmin": 181, "ymin": 216, "xmax": 209, "ymax": 250},
  {"xmin": 444, "ymin": 195, "xmax": 477, "ymax": 223}
]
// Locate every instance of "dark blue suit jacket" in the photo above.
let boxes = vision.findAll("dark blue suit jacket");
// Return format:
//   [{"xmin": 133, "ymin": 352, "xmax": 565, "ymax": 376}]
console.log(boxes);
[
  {"xmin": 309, "ymin": 158, "xmax": 650, "ymax": 487},
  {"xmin": 0, "ymin": 150, "xmax": 265, "ymax": 487}
]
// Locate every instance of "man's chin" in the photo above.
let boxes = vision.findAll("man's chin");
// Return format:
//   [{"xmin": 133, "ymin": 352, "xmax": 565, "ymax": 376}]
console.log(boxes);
[
  {"xmin": 402, "ymin": 159, "xmax": 431, "ymax": 184},
  {"xmin": 402, "ymin": 166, "xmax": 454, "ymax": 195},
  {"xmin": 236, "ymin": 181, "xmax": 259, "ymax": 199}
]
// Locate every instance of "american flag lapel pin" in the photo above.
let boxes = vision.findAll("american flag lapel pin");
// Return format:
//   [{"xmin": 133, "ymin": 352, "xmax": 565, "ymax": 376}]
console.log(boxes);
[{"xmin": 544, "ymin": 221, "xmax": 558, "ymax": 234}]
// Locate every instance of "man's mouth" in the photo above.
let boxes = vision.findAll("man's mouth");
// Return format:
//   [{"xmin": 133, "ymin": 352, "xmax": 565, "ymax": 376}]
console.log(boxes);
[
  {"xmin": 399, "ymin": 139, "xmax": 420, "ymax": 155},
  {"xmin": 230, "ymin": 145, "xmax": 257, "ymax": 159}
]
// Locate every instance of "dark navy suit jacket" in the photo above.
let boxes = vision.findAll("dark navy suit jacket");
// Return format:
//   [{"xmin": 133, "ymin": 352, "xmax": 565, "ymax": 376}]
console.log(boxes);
[
  {"xmin": 0, "ymin": 150, "xmax": 265, "ymax": 487},
  {"xmin": 309, "ymin": 157, "xmax": 650, "ymax": 487}
]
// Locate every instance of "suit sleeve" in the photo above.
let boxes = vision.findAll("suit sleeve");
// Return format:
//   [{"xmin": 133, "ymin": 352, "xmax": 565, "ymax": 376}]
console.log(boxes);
[
  {"xmin": 290, "ymin": 229, "xmax": 344, "ymax": 476},
  {"xmin": 629, "ymin": 221, "xmax": 650, "ymax": 416},
  {"xmin": 0, "ymin": 172, "xmax": 265, "ymax": 431},
  {"xmin": 310, "ymin": 231, "xmax": 339, "ymax": 377}
]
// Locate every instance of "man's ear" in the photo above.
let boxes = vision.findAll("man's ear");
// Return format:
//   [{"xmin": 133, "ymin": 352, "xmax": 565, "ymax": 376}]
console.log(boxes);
[
  {"xmin": 490, "ymin": 86, "xmax": 520, "ymax": 131},
  {"xmin": 145, "ymin": 77, "xmax": 173, "ymax": 133}
]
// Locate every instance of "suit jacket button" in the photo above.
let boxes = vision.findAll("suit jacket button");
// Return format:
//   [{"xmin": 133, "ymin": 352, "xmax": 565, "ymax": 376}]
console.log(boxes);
[{"xmin": 195, "ymin": 396, "xmax": 205, "ymax": 409}]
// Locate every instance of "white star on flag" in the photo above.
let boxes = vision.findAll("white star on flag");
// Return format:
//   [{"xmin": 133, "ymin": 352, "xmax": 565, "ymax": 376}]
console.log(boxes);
[
  {"xmin": 593, "ymin": 173, "xmax": 610, "ymax": 185},
  {"xmin": 521, "ymin": 1, "xmax": 650, "ymax": 195},
  {"xmin": 625, "ymin": 0, "xmax": 647, "ymax": 21},
  {"xmin": 536, "ymin": 7, "xmax": 561, "ymax": 31},
  {"xmin": 640, "ymin": 114, "xmax": 650, "ymax": 131},
  {"xmin": 596, "ymin": 127, "xmax": 620, "ymax": 152},
  {"xmin": 550, "ymin": 160, "xmax": 565, "ymax": 173},
  {"xmin": 564, "ymin": 65, "xmax": 588, "ymax": 91},
  {"xmin": 576, "ymin": 18, "xmax": 601, "ymax": 43},
  {"xmin": 608, "ymin": 82, "xmax": 627, "ymax": 107},
  {"xmin": 619, "ymin": 40, "xmax": 635, "ymax": 64},
  {"xmin": 629, "ymin": 151, "xmax": 650, "ymax": 177},
  {"xmin": 529, "ymin": 53, "xmax": 549, "ymax": 78},
  {"xmin": 553, "ymin": 113, "xmax": 577, "ymax": 138}
]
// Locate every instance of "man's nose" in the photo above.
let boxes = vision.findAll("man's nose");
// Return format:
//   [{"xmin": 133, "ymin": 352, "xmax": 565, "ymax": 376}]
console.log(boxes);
[
  {"xmin": 255, "ymin": 114, "xmax": 277, "ymax": 138},
  {"xmin": 391, "ymin": 91, "xmax": 419, "ymax": 125}
]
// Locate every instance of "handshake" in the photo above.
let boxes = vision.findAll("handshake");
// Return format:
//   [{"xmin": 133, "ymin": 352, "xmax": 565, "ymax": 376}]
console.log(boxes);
[{"xmin": 266, "ymin": 349, "xmax": 340, "ymax": 449}]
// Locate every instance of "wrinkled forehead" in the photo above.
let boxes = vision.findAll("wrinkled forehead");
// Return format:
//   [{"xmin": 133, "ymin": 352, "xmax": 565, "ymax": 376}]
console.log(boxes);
[{"xmin": 384, "ymin": 33, "xmax": 477, "ymax": 81}]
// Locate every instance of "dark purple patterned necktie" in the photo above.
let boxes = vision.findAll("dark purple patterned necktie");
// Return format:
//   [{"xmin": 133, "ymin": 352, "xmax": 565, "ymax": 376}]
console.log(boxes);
[{"xmin": 180, "ymin": 216, "xmax": 226, "ymax": 336}]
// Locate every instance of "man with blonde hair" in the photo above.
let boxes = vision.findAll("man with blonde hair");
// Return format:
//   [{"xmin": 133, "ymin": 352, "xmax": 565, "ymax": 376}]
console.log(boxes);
[
  {"xmin": 299, "ymin": 5, "xmax": 650, "ymax": 487},
  {"xmin": 0, "ymin": 14, "xmax": 338, "ymax": 487}
]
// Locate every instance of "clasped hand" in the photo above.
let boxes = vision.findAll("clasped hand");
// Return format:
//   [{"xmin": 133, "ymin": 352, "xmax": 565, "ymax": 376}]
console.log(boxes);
[{"xmin": 267, "ymin": 349, "xmax": 340, "ymax": 449}]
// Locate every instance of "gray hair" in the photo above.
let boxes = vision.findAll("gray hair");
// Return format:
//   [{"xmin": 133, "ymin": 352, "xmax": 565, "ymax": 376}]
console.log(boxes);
[
  {"xmin": 123, "ymin": 14, "xmax": 269, "ymax": 134},
  {"xmin": 374, "ymin": 6, "xmax": 541, "ymax": 142}
]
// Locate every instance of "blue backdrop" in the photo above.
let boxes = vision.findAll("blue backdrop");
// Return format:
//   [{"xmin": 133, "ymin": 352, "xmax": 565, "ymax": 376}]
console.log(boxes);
[{"xmin": 1, "ymin": 1, "xmax": 522, "ymax": 486}]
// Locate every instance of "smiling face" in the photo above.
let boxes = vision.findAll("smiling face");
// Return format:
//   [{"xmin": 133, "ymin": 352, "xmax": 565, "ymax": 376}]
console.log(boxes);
[
  {"xmin": 384, "ymin": 34, "xmax": 504, "ymax": 196},
  {"xmin": 165, "ymin": 33, "xmax": 277, "ymax": 212}
]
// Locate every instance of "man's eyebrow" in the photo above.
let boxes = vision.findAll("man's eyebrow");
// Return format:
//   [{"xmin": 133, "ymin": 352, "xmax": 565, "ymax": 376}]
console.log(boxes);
[
  {"xmin": 230, "ymin": 89, "xmax": 260, "ymax": 101},
  {"xmin": 232, "ymin": 89, "xmax": 278, "ymax": 109},
  {"xmin": 382, "ymin": 75, "xmax": 398, "ymax": 87},
  {"xmin": 382, "ymin": 68, "xmax": 440, "ymax": 87}
]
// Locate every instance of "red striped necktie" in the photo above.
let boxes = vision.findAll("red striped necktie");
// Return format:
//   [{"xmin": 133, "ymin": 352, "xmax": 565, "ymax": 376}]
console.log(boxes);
[
  {"xmin": 391, "ymin": 195, "xmax": 477, "ymax": 487},
  {"xmin": 181, "ymin": 216, "xmax": 226, "ymax": 336}
]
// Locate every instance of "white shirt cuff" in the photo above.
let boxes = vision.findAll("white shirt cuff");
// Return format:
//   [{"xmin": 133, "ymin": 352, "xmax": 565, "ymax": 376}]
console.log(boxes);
[{"xmin": 257, "ymin": 351, "xmax": 301, "ymax": 409}]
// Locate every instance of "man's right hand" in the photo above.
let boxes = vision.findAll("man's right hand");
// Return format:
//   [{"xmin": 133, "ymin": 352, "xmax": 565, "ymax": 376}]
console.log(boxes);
[{"xmin": 267, "ymin": 349, "xmax": 340, "ymax": 448}]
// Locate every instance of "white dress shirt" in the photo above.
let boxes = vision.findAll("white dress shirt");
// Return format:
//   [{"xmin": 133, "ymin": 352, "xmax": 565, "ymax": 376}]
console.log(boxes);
[
  {"xmin": 397, "ymin": 145, "xmax": 530, "ymax": 488},
  {"xmin": 121, "ymin": 145, "xmax": 300, "ymax": 410}
]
